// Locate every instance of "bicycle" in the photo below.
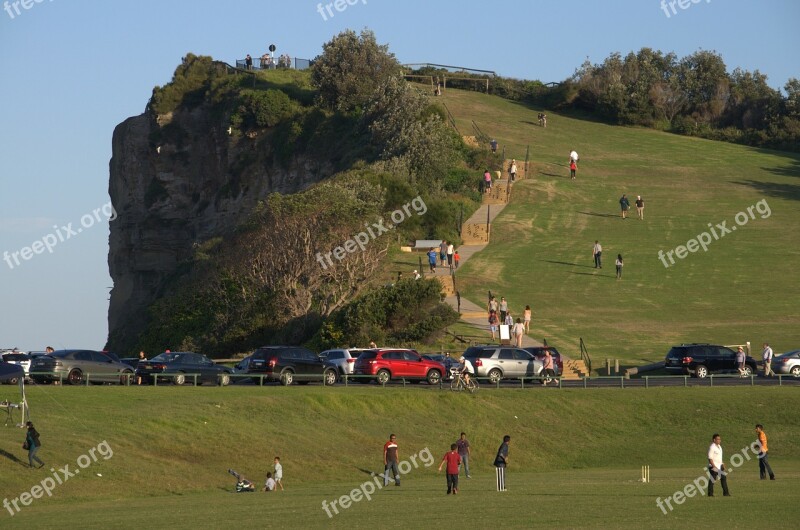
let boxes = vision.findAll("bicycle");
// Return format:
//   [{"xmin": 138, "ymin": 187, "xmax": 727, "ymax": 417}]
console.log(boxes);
[{"xmin": 449, "ymin": 368, "xmax": 478, "ymax": 394}]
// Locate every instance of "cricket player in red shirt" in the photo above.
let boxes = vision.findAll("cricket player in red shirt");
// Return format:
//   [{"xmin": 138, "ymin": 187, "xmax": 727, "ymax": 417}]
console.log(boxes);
[{"xmin": 438, "ymin": 443, "xmax": 462, "ymax": 494}]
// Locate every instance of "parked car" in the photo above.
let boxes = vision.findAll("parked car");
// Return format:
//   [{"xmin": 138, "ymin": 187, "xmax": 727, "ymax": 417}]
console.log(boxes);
[
  {"xmin": 135, "ymin": 352, "xmax": 233, "ymax": 386},
  {"xmin": 774, "ymin": 350, "xmax": 800, "ymax": 377},
  {"xmin": 523, "ymin": 346, "xmax": 562, "ymax": 375},
  {"xmin": 246, "ymin": 346, "xmax": 338, "ymax": 386},
  {"xmin": 30, "ymin": 349, "xmax": 134, "ymax": 385},
  {"xmin": 320, "ymin": 348, "xmax": 370, "ymax": 377},
  {"xmin": 664, "ymin": 344, "xmax": 757, "ymax": 378},
  {"xmin": 1, "ymin": 352, "xmax": 31, "ymax": 384},
  {"xmin": 353, "ymin": 348, "xmax": 444, "ymax": 385},
  {"xmin": 460, "ymin": 345, "xmax": 544, "ymax": 384}
]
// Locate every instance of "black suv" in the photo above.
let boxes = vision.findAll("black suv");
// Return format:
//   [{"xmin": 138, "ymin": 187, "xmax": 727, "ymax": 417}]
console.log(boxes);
[
  {"xmin": 664, "ymin": 344, "xmax": 757, "ymax": 378},
  {"xmin": 247, "ymin": 346, "xmax": 338, "ymax": 386}
]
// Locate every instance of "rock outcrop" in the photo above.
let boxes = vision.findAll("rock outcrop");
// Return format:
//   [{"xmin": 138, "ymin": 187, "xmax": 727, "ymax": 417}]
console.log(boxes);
[{"xmin": 107, "ymin": 105, "xmax": 330, "ymax": 351}]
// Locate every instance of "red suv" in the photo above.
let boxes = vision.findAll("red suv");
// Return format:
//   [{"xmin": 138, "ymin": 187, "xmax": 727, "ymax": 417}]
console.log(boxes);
[{"xmin": 353, "ymin": 349, "xmax": 444, "ymax": 385}]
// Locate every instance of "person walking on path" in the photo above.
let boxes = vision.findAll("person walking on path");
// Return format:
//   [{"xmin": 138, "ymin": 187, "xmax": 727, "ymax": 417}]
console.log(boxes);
[
  {"xmin": 483, "ymin": 169, "xmax": 492, "ymax": 194},
  {"xmin": 635, "ymin": 196, "xmax": 644, "ymax": 220},
  {"xmin": 456, "ymin": 432, "xmax": 471, "ymax": 478},
  {"xmin": 446, "ymin": 242, "xmax": 455, "ymax": 269},
  {"xmin": 490, "ymin": 139, "xmax": 498, "ymax": 153},
  {"xmin": 755, "ymin": 424, "xmax": 776, "ymax": 480},
  {"xmin": 523, "ymin": 305, "xmax": 531, "ymax": 333},
  {"xmin": 762, "ymin": 343, "xmax": 775, "ymax": 377},
  {"xmin": 494, "ymin": 435, "xmax": 510, "ymax": 492},
  {"xmin": 569, "ymin": 158, "xmax": 577, "ymax": 180},
  {"xmin": 707, "ymin": 434, "xmax": 730, "ymax": 497},
  {"xmin": 427, "ymin": 248, "xmax": 437, "ymax": 273},
  {"xmin": 454, "ymin": 251, "xmax": 460, "ymax": 269},
  {"xmin": 615, "ymin": 254, "xmax": 623, "ymax": 280},
  {"xmin": 488, "ymin": 310, "xmax": 499, "ymax": 340},
  {"xmin": 619, "ymin": 194, "xmax": 630, "ymax": 219},
  {"xmin": 499, "ymin": 297, "xmax": 508, "ymax": 323},
  {"xmin": 25, "ymin": 421, "xmax": 44, "ymax": 468},
  {"xmin": 439, "ymin": 240, "xmax": 448, "ymax": 267},
  {"xmin": 593, "ymin": 241, "xmax": 603, "ymax": 269},
  {"xmin": 509, "ymin": 159, "xmax": 517, "ymax": 182},
  {"xmin": 512, "ymin": 318, "xmax": 525, "ymax": 347},
  {"xmin": 488, "ymin": 296, "xmax": 499, "ymax": 315},
  {"xmin": 383, "ymin": 434, "xmax": 401, "ymax": 486},
  {"xmin": 438, "ymin": 443, "xmax": 462, "ymax": 494}
]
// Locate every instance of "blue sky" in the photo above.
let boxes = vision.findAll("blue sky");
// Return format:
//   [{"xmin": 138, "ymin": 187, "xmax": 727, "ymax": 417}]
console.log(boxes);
[{"xmin": 1, "ymin": 0, "xmax": 798, "ymax": 351}]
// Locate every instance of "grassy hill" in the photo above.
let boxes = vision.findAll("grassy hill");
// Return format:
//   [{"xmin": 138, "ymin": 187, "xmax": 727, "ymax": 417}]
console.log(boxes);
[
  {"xmin": 439, "ymin": 88, "xmax": 800, "ymax": 362},
  {"xmin": 2, "ymin": 385, "xmax": 798, "ymax": 527}
]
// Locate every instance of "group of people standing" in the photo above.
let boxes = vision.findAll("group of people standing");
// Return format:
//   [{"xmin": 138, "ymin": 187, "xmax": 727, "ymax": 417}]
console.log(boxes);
[
  {"xmin": 487, "ymin": 296, "xmax": 530, "ymax": 345},
  {"xmin": 426, "ymin": 241, "xmax": 460, "ymax": 273}
]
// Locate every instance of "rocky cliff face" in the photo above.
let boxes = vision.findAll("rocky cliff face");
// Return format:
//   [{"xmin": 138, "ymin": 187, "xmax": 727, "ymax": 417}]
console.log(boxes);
[{"xmin": 106, "ymin": 106, "xmax": 330, "ymax": 352}]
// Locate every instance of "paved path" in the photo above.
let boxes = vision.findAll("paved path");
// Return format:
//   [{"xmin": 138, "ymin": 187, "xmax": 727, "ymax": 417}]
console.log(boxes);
[{"xmin": 423, "ymin": 179, "xmax": 544, "ymax": 348}]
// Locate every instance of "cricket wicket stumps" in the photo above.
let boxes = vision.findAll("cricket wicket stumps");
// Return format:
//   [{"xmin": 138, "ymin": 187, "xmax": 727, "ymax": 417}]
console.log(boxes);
[{"xmin": 641, "ymin": 465, "xmax": 650, "ymax": 483}]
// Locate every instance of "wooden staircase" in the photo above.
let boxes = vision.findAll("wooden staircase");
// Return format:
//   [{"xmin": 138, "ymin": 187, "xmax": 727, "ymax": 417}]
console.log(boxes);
[{"xmin": 561, "ymin": 359, "xmax": 590, "ymax": 380}]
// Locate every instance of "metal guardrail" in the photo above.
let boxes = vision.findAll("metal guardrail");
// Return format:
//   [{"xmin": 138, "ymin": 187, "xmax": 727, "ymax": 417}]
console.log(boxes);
[{"xmin": 20, "ymin": 372, "xmax": 798, "ymax": 389}]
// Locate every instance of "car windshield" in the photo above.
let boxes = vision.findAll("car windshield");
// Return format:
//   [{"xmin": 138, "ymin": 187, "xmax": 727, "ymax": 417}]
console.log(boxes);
[{"xmin": 150, "ymin": 353, "xmax": 180, "ymax": 362}]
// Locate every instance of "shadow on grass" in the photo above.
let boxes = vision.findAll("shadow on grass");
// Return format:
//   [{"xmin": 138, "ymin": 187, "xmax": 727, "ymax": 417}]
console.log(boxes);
[
  {"xmin": 0, "ymin": 448, "xmax": 28, "ymax": 467},
  {"xmin": 541, "ymin": 260, "xmax": 596, "ymax": 269},
  {"xmin": 539, "ymin": 171, "xmax": 568, "ymax": 179},
  {"xmin": 568, "ymin": 271, "xmax": 612, "ymax": 278},
  {"xmin": 732, "ymin": 180, "xmax": 800, "ymax": 202},
  {"xmin": 578, "ymin": 211, "xmax": 618, "ymax": 218}
]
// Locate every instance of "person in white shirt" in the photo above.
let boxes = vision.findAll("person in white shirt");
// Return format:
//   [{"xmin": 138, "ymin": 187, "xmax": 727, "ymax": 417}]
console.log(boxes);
[
  {"xmin": 762, "ymin": 343, "xmax": 775, "ymax": 377},
  {"xmin": 263, "ymin": 472, "xmax": 276, "ymax": 492},
  {"xmin": 273, "ymin": 456, "xmax": 284, "ymax": 491},
  {"xmin": 707, "ymin": 433, "xmax": 730, "ymax": 497},
  {"xmin": 509, "ymin": 159, "xmax": 517, "ymax": 182},
  {"xmin": 569, "ymin": 150, "xmax": 579, "ymax": 164},
  {"xmin": 593, "ymin": 241, "xmax": 603, "ymax": 269},
  {"xmin": 512, "ymin": 318, "xmax": 525, "ymax": 347},
  {"xmin": 459, "ymin": 356, "xmax": 474, "ymax": 385}
]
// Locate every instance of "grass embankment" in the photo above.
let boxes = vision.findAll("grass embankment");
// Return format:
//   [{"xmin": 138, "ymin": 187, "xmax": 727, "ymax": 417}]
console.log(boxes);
[
  {"xmin": 2, "ymin": 385, "xmax": 798, "ymax": 527},
  {"xmin": 440, "ymin": 88, "xmax": 800, "ymax": 363}
]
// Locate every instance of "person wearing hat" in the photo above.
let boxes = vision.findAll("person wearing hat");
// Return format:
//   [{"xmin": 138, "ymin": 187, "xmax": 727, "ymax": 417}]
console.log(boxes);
[
  {"xmin": 413, "ymin": 270, "xmax": 421, "ymax": 280},
  {"xmin": 736, "ymin": 346, "xmax": 746, "ymax": 377}
]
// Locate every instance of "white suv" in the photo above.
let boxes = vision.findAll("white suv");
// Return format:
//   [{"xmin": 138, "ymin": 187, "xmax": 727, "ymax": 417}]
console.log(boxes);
[{"xmin": 320, "ymin": 348, "xmax": 371, "ymax": 377}]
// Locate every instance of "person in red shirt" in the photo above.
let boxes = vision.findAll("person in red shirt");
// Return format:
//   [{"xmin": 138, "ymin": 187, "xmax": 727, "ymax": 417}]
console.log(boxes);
[
  {"xmin": 438, "ymin": 443, "xmax": 462, "ymax": 494},
  {"xmin": 383, "ymin": 434, "xmax": 400, "ymax": 486}
]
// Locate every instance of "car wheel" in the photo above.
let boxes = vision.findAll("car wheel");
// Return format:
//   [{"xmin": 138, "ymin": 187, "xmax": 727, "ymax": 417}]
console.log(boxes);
[
  {"xmin": 376, "ymin": 369, "xmax": 391, "ymax": 385},
  {"xmin": 741, "ymin": 366, "xmax": 752, "ymax": 377},
  {"xmin": 488, "ymin": 368, "xmax": 503, "ymax": 384},
  {"xmin": 7, "ymin": 376, "xmax": 19, "ymax": 385},
  {"xmin": 324, "ymin": 369, "xmax": 337, "ymax": 386},
  {"xmin": 426, "ymin": 369, "xmax": 442, "ymax": 385},
  {"xmin": 67, "ymin": 368, "xmax": 83, "ymax": 385},
  {"xmin": 790, "ymin": 366, "xmax": 800, "ymax": 377},
  {"xmin": 280, "ymin": 370, "xmax": 294, "ymax": 386},
  {"xmin": 173, "ymin": 373, "xmax": 186, "ymax": 386},
  {"xmin": 120, "ymin": 370, "xmax": 133, "ymax": 385},
  {"xmin": 695, "ymin": 365, "xmax": 708, "ymax": 379},
  {"xmin": 219, "ymin": 373, "xmax": 231, "ymax": 386}
]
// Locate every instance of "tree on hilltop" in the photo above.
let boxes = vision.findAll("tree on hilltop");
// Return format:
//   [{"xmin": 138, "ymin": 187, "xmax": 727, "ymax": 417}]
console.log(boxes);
[{"xmin": 311, "ymin": 29, "xmax": 400, "ymax": 113}]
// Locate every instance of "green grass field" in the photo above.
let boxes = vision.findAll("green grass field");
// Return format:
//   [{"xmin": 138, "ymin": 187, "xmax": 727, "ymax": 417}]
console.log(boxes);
[
  {"xmin": 438, "ymin": 88, "xmax": 800, "ymax": 363},
  {"xmin": 2, "ymin": 385, "xmax": 798, "ymax": 528}
]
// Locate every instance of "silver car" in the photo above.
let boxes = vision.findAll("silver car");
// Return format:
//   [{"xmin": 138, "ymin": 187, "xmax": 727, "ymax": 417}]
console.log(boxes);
[
  {"xmin": 461, "ymin": 345, "xmax": 544, "ymax": 384},
  {"xmin": 319, "ymin": 348, "xmax": 370, "ymax": 377},
  {"xmin": 774, "ymin": 350, "xmax": 800, "ymax": 377}
]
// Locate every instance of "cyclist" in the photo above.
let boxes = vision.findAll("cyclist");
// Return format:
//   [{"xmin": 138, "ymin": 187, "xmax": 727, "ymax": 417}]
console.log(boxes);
[{"xmin": 458, "ymin": 356, "xmax": 475, "ymax": 385}]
